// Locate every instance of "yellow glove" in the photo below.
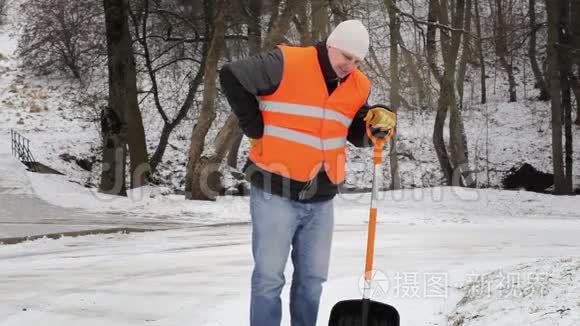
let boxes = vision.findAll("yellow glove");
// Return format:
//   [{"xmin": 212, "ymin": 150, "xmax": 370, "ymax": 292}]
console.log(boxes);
[{"xmin": 364, "ymin": 106, "xmax": 397, "ymax": 131}]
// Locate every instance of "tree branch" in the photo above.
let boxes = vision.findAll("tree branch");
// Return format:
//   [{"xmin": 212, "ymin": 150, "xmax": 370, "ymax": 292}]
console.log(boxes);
[{"xmin": 394, "ymin": 5, "xmax": 477, "ymax": 39}]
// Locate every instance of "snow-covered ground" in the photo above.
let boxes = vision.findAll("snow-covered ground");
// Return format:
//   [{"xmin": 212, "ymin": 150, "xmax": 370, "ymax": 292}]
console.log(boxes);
[
  {"xmin": 2, "ymin": 139, "xmax": 580, "ymax": 325},
  {"xmin": 1, "ymin": 169, "xmax": 580, "ymax": 325}
]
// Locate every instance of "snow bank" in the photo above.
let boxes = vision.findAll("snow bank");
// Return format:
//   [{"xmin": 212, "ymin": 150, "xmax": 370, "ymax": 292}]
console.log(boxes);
[{"xmin": 449, "ymin": 257, "xmax": 580, "ymax": 326}]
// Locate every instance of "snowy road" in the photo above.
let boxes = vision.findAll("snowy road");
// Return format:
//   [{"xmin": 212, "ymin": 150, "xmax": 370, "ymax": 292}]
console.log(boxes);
[
  {"xmin": 1, "ymin": 193, "xmax": 579, "ymax": 325},
  {"xmin": 0, "ymin": 151, "xmax": 217, "ymax": 241}
]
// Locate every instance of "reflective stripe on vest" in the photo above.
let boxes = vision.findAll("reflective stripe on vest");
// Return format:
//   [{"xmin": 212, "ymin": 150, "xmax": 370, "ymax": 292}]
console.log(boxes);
[
  {"xmin": 264, "ymin": 125, "xmax": 346, "ymax": 150},
  {"xmin": 260, "ymin": 100, "xmax": 352, "ymax": 128}
]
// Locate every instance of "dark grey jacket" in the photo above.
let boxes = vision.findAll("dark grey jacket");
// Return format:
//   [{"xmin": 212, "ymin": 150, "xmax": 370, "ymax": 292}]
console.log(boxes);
[{"xmin": 219, "ymin": 43, "xmax": 373, "ymax": 202}]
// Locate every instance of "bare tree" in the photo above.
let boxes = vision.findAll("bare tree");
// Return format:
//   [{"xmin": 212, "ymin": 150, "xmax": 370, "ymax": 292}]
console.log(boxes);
[
  {"xmin": 457, "ymin": 0, "xmax": 473, "ymax": 105},
  {"xmin": 443, "ymin": 0, "xmax": 472, "ymax": 186},
  {"xmin": 427, "ymin": 0, "xmax": 453, "ymax": 184},
  {"xmin": 474, "ymin": 0, "xmax": 487, "ymax": 104},
  {"xmin": 127, "ymin": 0, "xmax": 208, "ymax": 176},
  {"xmin": 18, "ymin": 0, "xmax": 105, "ymax": 80},
  {"xmin": 100, "ymin": 0, "xmax": 134, "ymax": 195},
  {"xmin": 386, "ymin": 0, "xmax": 401, "ymax": 190},
  {"xmin": 494, "ymin": 0, "xmax": 517, "ymax": 102},
  {"xmin": 184, "ymin": 0, "xmax": 228, "ymax": 199},
  {"xmin": 426, "ymin": 0, "xmax": 442, "ymax": 84},
  {"xmin": 569, "ymin": 0, "xmax": 580, "ymax": 125},
  {"xmin": 427, "ymin": 0, "xmax": 472, "ymax": 186},
  {"xmin": 546, "ymin": 0, "xmax": 566, "ymax": 194},
  {"xmin": 559, "ymin": 0, "xmax": 574, "ymax": 193},
  {"xmin": 122, "ymin": 1, "xmax": 149, "ymax": 189},
  {"xmin": 528, "ymin": 0, "xmax": 549, "ymax": 100}
]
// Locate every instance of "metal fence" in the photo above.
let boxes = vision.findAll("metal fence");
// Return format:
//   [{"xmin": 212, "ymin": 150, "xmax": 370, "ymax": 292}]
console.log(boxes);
[{"xmin": 10, "ymin": 129, "xmax": 38, "ymax": 172}]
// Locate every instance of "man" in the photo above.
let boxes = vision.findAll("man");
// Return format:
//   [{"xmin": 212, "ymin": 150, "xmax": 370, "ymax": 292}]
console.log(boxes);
[{"xmin": 219, "ymin": 20, "xmax": 396, "ymax": 326}]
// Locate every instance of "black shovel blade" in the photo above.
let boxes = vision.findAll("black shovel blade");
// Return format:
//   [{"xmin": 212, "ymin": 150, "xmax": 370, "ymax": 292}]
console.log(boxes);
[{"xmin": 328, "ymin": 299, "xmax": 399, "ymax": 326}]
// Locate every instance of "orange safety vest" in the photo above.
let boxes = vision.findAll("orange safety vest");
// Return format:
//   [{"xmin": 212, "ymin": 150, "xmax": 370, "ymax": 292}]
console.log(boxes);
[{"xmin": 249, "ymin": 45, "xmax": 371, "ymax": 184}]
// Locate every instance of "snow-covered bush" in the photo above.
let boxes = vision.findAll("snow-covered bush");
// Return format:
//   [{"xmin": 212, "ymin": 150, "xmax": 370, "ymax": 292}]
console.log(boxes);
[{"xmin": 17, "ymin": 0, "xmax": 106, "ymax": 80}]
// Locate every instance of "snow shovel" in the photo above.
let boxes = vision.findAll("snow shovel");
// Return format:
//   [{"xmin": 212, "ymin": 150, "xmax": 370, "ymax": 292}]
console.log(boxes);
[{"xmin": 328, "ymin": 123, "xmax": 399, "ymax": 326}]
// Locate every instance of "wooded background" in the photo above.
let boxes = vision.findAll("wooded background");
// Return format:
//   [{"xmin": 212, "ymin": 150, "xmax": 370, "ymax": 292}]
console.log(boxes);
[{"xmin": 15, "ymin": 0, "xmax": 578, "ymax": 199}]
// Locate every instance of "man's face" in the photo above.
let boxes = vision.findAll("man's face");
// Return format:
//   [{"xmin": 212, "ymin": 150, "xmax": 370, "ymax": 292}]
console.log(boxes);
[{"xmin": 327, "ymin": 46, "xmax": 362, "ymax": 79}]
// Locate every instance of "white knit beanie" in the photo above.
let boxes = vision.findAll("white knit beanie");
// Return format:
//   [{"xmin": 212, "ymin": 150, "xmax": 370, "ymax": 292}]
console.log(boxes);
[{"xmin": 326, "ymin": 20, "xmax": 370, "ymax": 60}]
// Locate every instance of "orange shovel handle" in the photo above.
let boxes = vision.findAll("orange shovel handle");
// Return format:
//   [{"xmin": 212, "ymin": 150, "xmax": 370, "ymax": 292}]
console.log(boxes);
[{"xmin": 364, "ymin": 206, "xmax": 378, "ymax": 280}]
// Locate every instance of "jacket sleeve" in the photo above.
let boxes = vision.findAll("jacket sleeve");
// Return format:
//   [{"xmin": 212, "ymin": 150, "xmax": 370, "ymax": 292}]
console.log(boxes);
[
  {"xmin": 218, "ymin": 48, "xmax": 284, "ymax": 139},
  {"xmin": 347, "ymin": 99, "xmax": 374, "ymax": 147}
]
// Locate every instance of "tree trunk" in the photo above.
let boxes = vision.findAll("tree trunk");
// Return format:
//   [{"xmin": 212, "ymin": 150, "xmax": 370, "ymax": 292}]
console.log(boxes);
[
  {"xmin": 401, "ymin": 46, "xmax": 428, "ymax": 108},
  {"xmin": 190, "ymin": 114, "xmax": 242, "ymax": 200},
  {"xmin": 433, "ymin": 97, "xmax": 453, "ymax": 184},
  {"xmin": 528, "ymin": 0, "xmax": 549, "ymax": 100},
  {"xmin": 311, "ymin": 0, "xmax": 329, "ymax": 42},
  {"xmin": 124, "ymin": 9, "xmax": 149, "ymax": 189},
  {"xmin": 184, "ymin": 0, "xmax": 228, "ymax": 198},
  {"xmin": 126, "ymin": 107, "xmax": 149, "ymax": 189},
  {"xmin": 429, "ymin": 0, "xmax": 453, "ymax": 184},
  {"xmin": 296, "ymin": 1, "xmax": 311, "ymax": 45},
  {"xmin": 266, "ymin": 0, "xmax": 281, "ymax": 34},
  {"xmin": 426, "ymin": 0, "xmax": 442, "ymax": 83},
  {"xmin": 386, "ymin": 0, "xmax": 401, "ymax": 190},
  {"xmin": 105, "ymin": 0, "xmax": 150, "ymax": 188},
  {"xmin": 246, "ymin": 0, "xmax": 263, "ymax": 54},
  {"xmin": 100, "ymin": 0, "xmax": 134, "ymax": 196},
  {"xmin": 571, "ymin": 0, "xmax": 580, "ymax": 125},
  {"xmin": 456, "ymin": 0, "xmax": 472, "ymax": 106},
  {"xmin": 451, "ymin": 0, "xmax": 474, "ymax": 187},
  {"xmin": 560, "ymin": 0, "xmax": 573, "ymax": 193},
  {"xmin": 495, "ymin": 0, "xmax": 517, "ymax": 102},
  {"xmin": 546, "ymin": 0, "xmax": 566, "ymax": 194},
  {"xmin": 571, "ymin": 78, "xmax": 580, "ymax": 125},
  {"xmin": 474, "ymin": 0, "xmax": 486, "ymax": 104},
  {"xmin": 562, "ymin": 74, "xmax": 573, "ymax": 193},
  {"xmin": 440, "ymin": 0, "xmax": 471, "ymax": 186},
  {"xmin": 100, "ymin": 107, "xmax": 127, "ymax": 196},
  {"xmin": 263, "ymin": 0, "xmax": 306, "ymax": 49},
  {"xmin": 328, "ymin": 0, "xmax": 347, "ymax": 23},
  {"xmin": 226, "ymin": 0, "xmax": 262, "ymax": 168},
  {"xmin": 226, "ymin": 134, "xmax": 244, "ymax": 168}
]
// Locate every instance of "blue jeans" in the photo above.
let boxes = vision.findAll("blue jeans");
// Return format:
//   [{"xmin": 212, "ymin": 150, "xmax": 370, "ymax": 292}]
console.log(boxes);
[{"xmin": 250, "ymin": 186, "xmax": 334, "ymax": 326}]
